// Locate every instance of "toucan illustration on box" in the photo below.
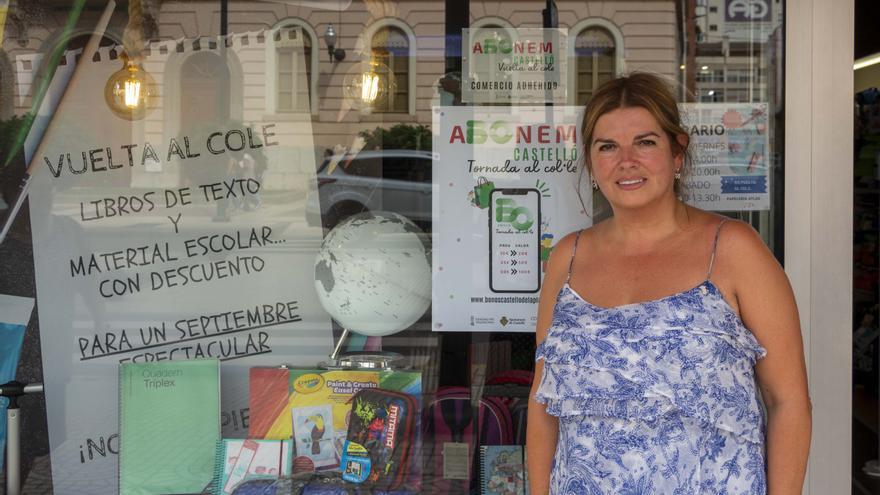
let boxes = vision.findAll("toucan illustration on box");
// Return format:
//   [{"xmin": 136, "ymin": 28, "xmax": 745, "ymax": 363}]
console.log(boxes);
[{"xmin": 306, "ymin": 414, "xmax": 326, "ymax": 455}]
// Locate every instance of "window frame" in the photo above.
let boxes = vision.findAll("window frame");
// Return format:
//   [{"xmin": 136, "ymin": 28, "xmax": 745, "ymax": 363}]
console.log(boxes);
[
  {"xmin": 266, "ymin": 18, "xmax": 319, "ymax": 117},
  {"xmin": 362, "ymin": 18, "xmax": 417, "ymax": 116},
  {"xmin": 567, "ymin": 18, "xmax": 625, "ymax": 105}
]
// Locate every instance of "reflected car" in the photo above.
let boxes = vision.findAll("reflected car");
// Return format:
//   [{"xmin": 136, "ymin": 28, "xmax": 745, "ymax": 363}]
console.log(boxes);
[{"xmin": 305, "ymin": 150, "xmax": 433, "ymax": 232}]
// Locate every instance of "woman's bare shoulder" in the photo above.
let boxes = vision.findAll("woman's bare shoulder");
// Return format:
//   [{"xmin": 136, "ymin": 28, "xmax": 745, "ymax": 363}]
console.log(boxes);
[
  {"xmin": 712, "ymin": 215, "xmax": 782, "ymax": 286},
  {"xmin": 715, "ymin": 216, "xmax": 768, "ymax": 254}
]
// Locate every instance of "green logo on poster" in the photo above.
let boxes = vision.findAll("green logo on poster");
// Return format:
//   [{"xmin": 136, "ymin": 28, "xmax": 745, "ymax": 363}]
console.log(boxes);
[{"xmin": 495, "ymin": 198, "xmax": 533, "ymax": 231}]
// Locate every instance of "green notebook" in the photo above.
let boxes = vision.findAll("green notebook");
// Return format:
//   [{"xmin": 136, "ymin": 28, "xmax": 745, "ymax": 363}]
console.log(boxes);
[{"xmin": 119, "ymin": 359, "xmax": 221, "ymax": 495}]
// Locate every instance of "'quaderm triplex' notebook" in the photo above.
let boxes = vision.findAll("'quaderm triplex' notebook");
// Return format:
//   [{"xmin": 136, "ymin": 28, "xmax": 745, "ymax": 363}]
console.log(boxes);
[{"xmin": 119, "ymin": 359, "xmax": 220, "ymax": 495}]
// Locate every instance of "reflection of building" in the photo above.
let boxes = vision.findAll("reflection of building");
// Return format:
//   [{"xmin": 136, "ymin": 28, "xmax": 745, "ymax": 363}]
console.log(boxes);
[
  {"xmin": 2, "ymin": 0, "xmax": 679, "ymax": 188},
  {"xmin": 470, "ymin": 2, "xmax": 679, "ymax": 103},
  {"xmin": 692, "ymin": 0, "xmax": 782, "ymax": 103}
]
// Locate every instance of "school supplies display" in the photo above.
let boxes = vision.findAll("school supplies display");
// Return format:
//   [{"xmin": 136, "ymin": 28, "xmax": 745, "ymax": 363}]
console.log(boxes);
[
  {"xmin": 118, "ymin": 359, "xmax": 220, "ymax": 495},
  {"xmin": 213, "ymin": 439, "xmax": 293, "ymax": 495},
  {"xmin": 422, "ymin": 386, "xmax": 514, "ymax": 494},
  {"xmin": 340, "ymin": 389, "xmax": 419, "ymax": 490},
  {"xmin": 249, "ymin": 368, "xmax": 421, "ymax": 474},
  {"xmin": 480, "ymin": 445, "xmax": 526, "ymax": 495},
  {"xmin": 225, "ymin": 471, "xmax": 417, "ymax": 494}
]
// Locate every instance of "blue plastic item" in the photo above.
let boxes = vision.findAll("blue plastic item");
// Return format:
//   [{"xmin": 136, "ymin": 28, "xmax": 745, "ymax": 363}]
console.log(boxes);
[{"xmin": 0, "ymin": 321, "xmax": 27, "ymax": 467}]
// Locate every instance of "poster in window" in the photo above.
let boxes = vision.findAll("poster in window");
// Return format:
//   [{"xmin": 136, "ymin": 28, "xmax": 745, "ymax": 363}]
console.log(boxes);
[
  {"xmin": 22, "ymin": 29, "xmax": 332, "ymax": 494},
  {"xmin": 462, "ymin": 28, "xmax": 567, "ymax": 104},
  {"xmin": 723, "ymin": 0, "xmax": 777, "ymax": 41},
  {"xmin": 679, "ymin": 102, "xmax": 771, "ymax": 211},
  {"xmin": 432, "ymin": 106, "xmax": 590, "ymax": 332}
]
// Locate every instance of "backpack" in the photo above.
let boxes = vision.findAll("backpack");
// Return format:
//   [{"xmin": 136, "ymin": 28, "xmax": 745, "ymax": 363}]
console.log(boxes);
[
  {"xmin": 341, "ymin": 388, "xmax": 420, "ymax": 491},
  {"xmin": 422, "ymin": 387, "xmax": 514, "ymax": 494},
  {"xmin": 485, "ymin": 370, "xmax": 534, "ymax": 445}
]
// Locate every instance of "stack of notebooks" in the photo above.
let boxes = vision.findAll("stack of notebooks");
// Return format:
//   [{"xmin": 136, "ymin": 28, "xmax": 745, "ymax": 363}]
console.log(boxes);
[
  {"xmin": 118, "ymin": 359, "xmax": 221, "ymax": 495},
  {"xmin": 213, "ymin": 439, "xmax": 292, "ymax": 494}
]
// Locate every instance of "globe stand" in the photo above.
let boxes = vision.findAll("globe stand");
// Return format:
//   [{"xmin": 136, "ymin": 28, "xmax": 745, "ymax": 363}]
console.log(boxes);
[
  {"xmin": 319, "ymin": 328, "xmax": 405, "ymax": 370},
  {"xmin": 314, "ymin": 211, "xmax": 430, "ymax": 371}
]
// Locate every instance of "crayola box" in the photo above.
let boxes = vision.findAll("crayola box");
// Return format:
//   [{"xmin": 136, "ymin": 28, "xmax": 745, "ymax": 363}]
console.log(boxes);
[{"xmin": 248, "ymin": 368, "xmax": 421, "ymax": 471}]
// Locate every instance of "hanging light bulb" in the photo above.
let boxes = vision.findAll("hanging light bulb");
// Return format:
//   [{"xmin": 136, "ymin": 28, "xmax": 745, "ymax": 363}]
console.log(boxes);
[
  {"xmin": 361, "ymin": 64, "xmax": 380, "ymax": 103},
  {"xmin": 124, "ymin": 76, "xmax": 141, "ymax": 107},
  {"xmin": 343, "ymin": 57, "xmax": 395, "ymax": 109},
  {"xmin": 104, "ymin": 56, "xmax": 157, "ymax": 120}
]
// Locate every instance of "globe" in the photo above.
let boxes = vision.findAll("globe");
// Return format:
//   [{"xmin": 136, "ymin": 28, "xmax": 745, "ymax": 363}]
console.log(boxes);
[{"xmin": 314, "ymin": 211, "xmax": 431, "ymax": 336}]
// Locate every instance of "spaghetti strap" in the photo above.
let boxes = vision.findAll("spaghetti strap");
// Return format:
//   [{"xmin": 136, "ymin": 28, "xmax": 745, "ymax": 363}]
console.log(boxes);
[
  {"xmin": 706, "ymin": 219, "xmax": 728, "ymax": 279},
  {"xmin": 566, "ymin": 230, "xmax": 584, "ymax": 283}
]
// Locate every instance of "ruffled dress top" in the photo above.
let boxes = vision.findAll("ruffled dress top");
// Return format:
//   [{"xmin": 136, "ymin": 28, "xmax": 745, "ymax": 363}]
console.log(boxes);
[{"xmin": 535, "ymin": 224, "xmax": 768, "ymax": 494}]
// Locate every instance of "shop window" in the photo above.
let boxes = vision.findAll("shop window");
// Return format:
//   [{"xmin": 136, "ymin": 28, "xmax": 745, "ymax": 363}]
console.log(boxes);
[
  {"xmin": 370, "ymin": 24, "xmax": 414, "ymax": 114},
  {"xmin": 574, "ymin": 27, "xmax": 616, "ymax": 104},
  {"xmin": 2, "ymin": 2, "xmax": 794, "ymax": 493},
  {"xmin": 272, "ymin": 20, "xmax": 317, "ymax": 114}
]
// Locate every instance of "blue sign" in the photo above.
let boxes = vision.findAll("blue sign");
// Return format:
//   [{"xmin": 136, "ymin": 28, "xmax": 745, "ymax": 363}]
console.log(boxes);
[{"xmin": 721, "ymin": 176, "xmax": 767, "ymax": 194}]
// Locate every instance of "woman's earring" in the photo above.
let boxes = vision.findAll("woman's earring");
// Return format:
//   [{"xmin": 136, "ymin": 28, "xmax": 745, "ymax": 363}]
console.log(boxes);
[
  {"xmin": 674, "ymin": 170, "xmax": 681, "ymax": 181},
  {"xmin": 591, "ymin": 177, "xmax": 598, "ymax": 190}
]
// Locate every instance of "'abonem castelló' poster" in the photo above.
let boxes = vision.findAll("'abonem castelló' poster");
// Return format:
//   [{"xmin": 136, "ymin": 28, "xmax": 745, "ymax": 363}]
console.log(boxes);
[
  {"xmin": 24, "ymin": 30, "xmax": 332, "ymax": 494},
  {"xmin": 432, "ymin": 106, "xmax": 589, "ymax": 332},
  {"xmin": 462, "ymin": 28, "xmax": 567, "ymax": 105}
]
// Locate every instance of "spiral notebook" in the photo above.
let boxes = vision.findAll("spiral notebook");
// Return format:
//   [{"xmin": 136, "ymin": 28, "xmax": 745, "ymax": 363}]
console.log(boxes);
[
  {"xmin": 480, "ymin": 445, "xmax": 527, "ymax": 495},
  {"xmin": 212, "ymin": 439, "xmax": 292, "ymax": 495},
  {"xmin": 118, "ymin": 359, "xmax": 220, "ymax": 495}
]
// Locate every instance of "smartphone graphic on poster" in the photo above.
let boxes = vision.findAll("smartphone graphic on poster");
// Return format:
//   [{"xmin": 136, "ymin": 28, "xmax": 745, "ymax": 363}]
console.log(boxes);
[{"xmin": 489, "ymin": 188, "xmax": 541, "ymax": 293}]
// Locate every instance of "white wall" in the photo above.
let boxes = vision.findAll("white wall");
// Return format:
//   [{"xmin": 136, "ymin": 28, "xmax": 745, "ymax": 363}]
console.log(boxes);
[{"xmin": 786, "ymin": 0, "xmax": 854, "ymax": 492}]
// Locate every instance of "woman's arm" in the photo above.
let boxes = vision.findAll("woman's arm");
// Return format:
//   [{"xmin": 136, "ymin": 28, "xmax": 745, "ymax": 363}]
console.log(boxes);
[
  {"xmin": 527, "ymin": 233, "xmax": 577, "ymax": 495},
  {"xmin": 719, "ymin": 221, "xmax": 811, "ymax": 494}
]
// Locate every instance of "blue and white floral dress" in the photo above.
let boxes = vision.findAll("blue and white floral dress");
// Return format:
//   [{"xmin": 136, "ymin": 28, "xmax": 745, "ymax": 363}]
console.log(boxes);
[{"xmin": 535, "ymin": 221, "xmax": 767, "ymax": 494}]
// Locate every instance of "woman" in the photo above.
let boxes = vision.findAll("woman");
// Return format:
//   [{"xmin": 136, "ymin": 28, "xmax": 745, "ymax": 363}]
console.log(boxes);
[{"xmin": 526, "ymin": 73, "xmax": 811, "ymax": 494}]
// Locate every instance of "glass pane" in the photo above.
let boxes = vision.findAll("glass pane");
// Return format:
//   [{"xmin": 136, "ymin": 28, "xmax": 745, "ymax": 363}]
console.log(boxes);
[
  {"xmin": 0, "ymin": 2, "xmax": 785, "ymax": 494},
  {"xmin": 278, "ymin": 91, "xmax": 292, "ymax": 110},
  {"xmin": 575, "ymin": 28, "xmax": 616, "ymax": 103},
  {"xmin": 278, "ymin": 50, "xmax": 292, "ymax": 72},
  {"xmin": 278, "ymin": 73, "xmax": 293, "ymax": 92},
  {"xmin": 372, "ymin": 27, "xmax": 409, "ymax": 114}
]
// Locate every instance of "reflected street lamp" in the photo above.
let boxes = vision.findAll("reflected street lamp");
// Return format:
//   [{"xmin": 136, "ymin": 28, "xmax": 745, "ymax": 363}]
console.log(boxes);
[{"xmin": 324, "ymin": 23, "xmax": 346, "ymax": 62}]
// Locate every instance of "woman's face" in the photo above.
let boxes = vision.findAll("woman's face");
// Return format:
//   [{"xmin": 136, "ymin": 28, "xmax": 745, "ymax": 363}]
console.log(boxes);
[{"xmin": 589, "ymin": 106, "xmax": 683, "ymax": 212}]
